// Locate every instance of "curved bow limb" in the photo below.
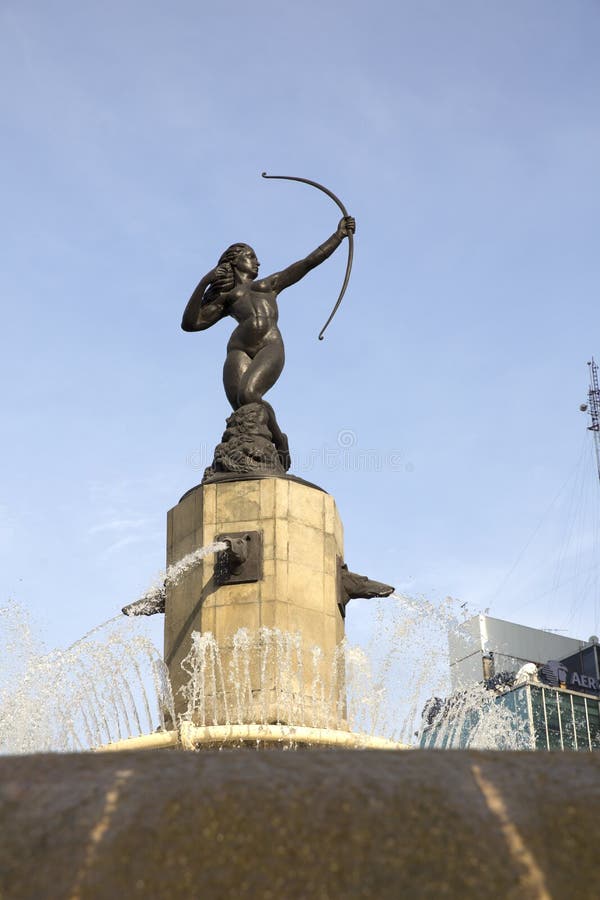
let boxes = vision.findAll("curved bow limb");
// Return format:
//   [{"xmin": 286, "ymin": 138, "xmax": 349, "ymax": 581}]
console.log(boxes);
[{"xmin": 261, "ymin": 172, "xmax": 353, "ymax": 341}]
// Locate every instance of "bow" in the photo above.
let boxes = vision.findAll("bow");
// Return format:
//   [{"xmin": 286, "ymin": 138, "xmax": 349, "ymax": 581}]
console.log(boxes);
[{"xmin": 261, "ymin": 172, "xmax": 353, "ymax": 341}]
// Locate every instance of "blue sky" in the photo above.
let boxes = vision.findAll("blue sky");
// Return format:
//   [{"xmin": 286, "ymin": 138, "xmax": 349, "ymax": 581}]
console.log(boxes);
[{"xmin": 1, "ymin": 0, "xmax": 600, "ymax": 656}]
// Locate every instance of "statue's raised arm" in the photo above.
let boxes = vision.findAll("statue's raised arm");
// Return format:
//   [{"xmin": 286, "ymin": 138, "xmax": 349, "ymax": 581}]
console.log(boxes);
[{"xmin": 267, "ymin": 217, "xmax": 355, "ymax": 293}]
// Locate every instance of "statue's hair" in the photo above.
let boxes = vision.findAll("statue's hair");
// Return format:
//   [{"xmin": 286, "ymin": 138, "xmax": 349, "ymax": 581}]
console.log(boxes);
[
  {"xmin": 218, "ymin": 242, "xmax": 253, "ymax": 266},
  {"xmin": 204, "ymin": 243, "xmax": 254, "ymax": 303}
]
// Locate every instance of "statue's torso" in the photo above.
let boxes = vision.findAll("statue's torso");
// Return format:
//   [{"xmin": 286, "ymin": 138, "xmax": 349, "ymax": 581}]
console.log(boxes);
[{"xmin": 226, "ymin": 281, "xmax": 282, "ymax": 356}]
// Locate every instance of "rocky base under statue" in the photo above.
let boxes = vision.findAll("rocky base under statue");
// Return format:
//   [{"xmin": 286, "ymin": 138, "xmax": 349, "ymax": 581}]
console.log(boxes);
[{"xmin": 202, "ymin": 401, "xmax": 291, "ymax": 484}]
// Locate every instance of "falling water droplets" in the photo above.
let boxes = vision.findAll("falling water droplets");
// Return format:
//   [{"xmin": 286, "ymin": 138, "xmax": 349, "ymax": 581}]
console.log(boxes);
[{"xmin": 2, "ymin": 564, "xmax": 520, "ymax": 752}]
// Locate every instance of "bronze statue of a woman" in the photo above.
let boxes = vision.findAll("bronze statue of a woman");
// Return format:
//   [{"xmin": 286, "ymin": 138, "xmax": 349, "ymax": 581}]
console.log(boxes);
[{"xmin": 182, "ymin": 216, "xmax": 355, "ymax": 481}]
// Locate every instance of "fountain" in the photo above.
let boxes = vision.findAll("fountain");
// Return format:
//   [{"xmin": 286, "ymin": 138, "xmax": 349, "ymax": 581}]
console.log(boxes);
[
  {"xmin": 0, "ymin": 176, "xmax": 511, "ymax": 755},
  {"xmin": 3, "ymin": 588, "xmax": 597, "ymax": 898},
  {"xmin": 5, "ymin": 177, "xmax": 597, "ymax": 898},
  {"xmin": 80, "ymin": 179, "xmax": 406, "ymax": 753},
  {"xmin": 0, "ymin": 585, "xmax": 478, "ymax": 754}
]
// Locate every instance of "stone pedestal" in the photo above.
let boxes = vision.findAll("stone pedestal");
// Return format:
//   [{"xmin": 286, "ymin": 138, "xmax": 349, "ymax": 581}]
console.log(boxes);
[{"xmin": 164, "ymin": 477, "xmax": 345, "ymax": 727}]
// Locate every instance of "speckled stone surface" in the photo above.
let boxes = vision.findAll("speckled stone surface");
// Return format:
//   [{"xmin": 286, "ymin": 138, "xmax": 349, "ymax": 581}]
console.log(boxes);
[{"xmin": 1, "ymin": 749, "xmax": 599, "ymax": 899}]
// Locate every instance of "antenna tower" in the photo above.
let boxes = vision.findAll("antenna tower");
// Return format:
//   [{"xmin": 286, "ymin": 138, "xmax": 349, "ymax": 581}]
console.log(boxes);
[{"xmin": 583, "ymin": 358, "xmax": 600, "ymax": 484}]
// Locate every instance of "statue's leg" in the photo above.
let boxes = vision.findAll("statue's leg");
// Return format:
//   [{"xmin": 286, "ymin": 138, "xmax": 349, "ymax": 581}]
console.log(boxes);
[
  {"xmin": 237, "ymin": 344, "xmax": 284, "ymax": 406},
  {"xmin": 223, "ymin": 350, "xmax": 252, "ymax": 410},
  {"xmin": 261, "ymin": 400, "xmax": 290, "ymax": 470},
  {"xmin": 238, "ymin": 346, "xmax": 289, "ymax": 469}
]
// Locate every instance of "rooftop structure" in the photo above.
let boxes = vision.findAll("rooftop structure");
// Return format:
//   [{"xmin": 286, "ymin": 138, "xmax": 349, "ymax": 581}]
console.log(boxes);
[
  {"xmin": 422, "ymin": 615, "xmax": 600, "ymax": 751},
  {"xmin": 448, "ymin": 614, "xmax": 587, "ymax": 691}
]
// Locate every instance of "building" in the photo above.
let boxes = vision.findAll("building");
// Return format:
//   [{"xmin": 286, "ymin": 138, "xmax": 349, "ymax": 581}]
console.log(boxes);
[{"xmin": 419, "ymin": 615, "xmax": 600, "ymax": 751}]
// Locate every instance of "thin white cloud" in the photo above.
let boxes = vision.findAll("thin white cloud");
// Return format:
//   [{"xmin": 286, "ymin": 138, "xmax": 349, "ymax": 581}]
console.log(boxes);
[
  {"xmin": 100, "ymin": 533, "xmax": 160, "ymax": 559},
  {"xmin": 88, "ymin": 518, "xmax": 152, "ymax": 535}
]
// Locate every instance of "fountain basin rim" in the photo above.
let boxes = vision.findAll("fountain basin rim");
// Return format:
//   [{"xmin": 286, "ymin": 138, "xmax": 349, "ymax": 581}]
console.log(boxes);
[{"xmin": 95, "ymin": 725, "xmax": 408, "ymax": 752}]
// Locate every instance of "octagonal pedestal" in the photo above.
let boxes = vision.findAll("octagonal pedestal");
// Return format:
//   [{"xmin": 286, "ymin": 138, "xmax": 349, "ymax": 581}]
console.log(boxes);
[{"xmin": 164, "ymin": 477, "xmax": 346, "ymax": 728}]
